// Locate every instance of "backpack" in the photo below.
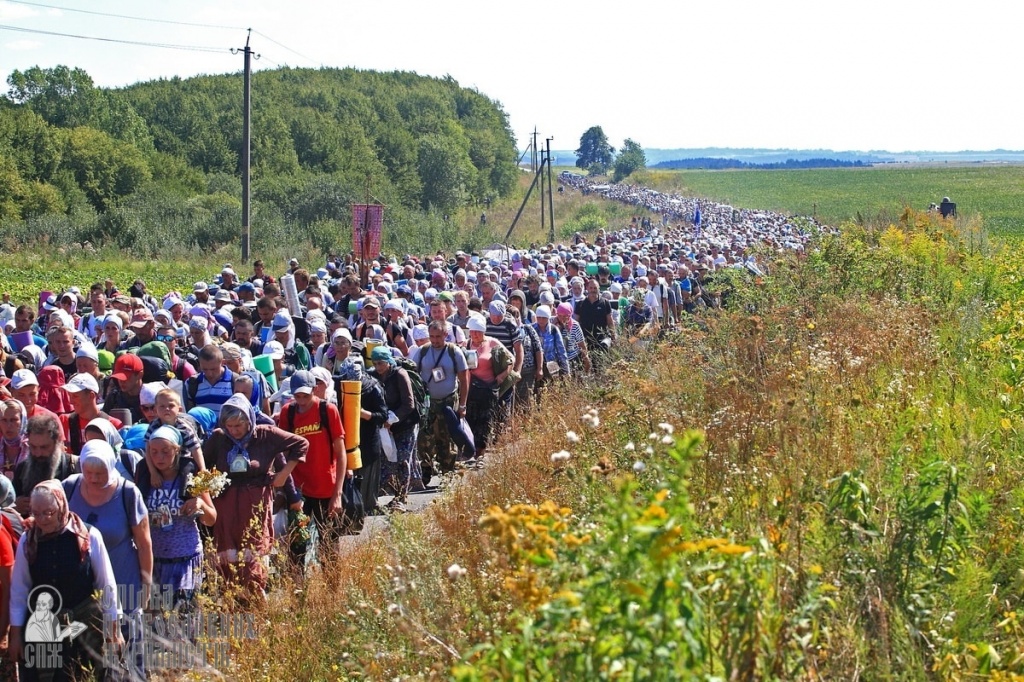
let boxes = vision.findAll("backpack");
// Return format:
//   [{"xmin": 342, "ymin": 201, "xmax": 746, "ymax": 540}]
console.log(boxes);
[
  {"xmin": 394, "ymin": 357, "xmax": 428, "ymax": 426},
  {"xmin": 283, "ymin": 399, "xmax": 333, "ymax": 444},
  {"xmin": 138, "ymin": 355, "xmax": 173, "ymax": 383}
]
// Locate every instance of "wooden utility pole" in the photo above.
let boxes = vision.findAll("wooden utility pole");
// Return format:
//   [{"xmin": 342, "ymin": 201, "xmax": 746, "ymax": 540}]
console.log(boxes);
[{"xmin": 234, "ymin": 30, "xmax": 258, "ymax": 263}]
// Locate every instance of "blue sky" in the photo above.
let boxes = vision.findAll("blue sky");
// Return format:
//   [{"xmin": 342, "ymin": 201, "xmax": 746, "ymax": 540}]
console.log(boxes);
[{"xmin": 1, "ymin": 0, "xmax": 1020, "ymax": 153}]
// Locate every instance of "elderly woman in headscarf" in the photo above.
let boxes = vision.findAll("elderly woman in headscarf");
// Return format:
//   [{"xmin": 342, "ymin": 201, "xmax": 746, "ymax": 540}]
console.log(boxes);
[
  {"xmin": 369, "ymin": 346, "xmax": 421, "ymax": 512},
  {"xmin": 205, "ymin": 394, "xmax": 307, "ymax": 592},
  {"xmin": 134, "ymin": 425, "xmax": 216, "ymax": 611},
  {"xmin": 0, "ymin": 474, "xmax": 23, "ymax": 538},
  {"xmin": 0, "ymin": 398, "xmax": 28, "ymax": 481},
  {"xmin": 8, "ymin": 480, "xmax": 120, "ymax": 678},
  {"xmin": 64, "ymin": 440, "xmax": 151, "ymax": 671}
]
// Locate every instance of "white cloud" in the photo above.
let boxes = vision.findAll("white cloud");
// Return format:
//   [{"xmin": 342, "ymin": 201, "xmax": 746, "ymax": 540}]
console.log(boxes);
[
  {"xmin": 5, "ymin": 39, "xmax": 42, "ymax": 51},
  {"xmin": 0, "ymin": 3, "xmax": 37, "ymax": 20}
]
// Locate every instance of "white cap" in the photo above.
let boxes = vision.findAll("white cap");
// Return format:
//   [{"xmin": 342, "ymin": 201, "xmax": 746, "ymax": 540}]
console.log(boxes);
[
  {"xmin": 263, "ymin": 340, "xmax": 285, "ymax": 359},
  {"xmin": 63, "ymin": 373, "xmax": 99, "ymax": 394},
  {"xmin": 9, "ymin": 369, "xmax": 38, "ymax": 390},
  {"xmin": 140, "ymin": 381, "xmax": 167, "ymax": 405}
]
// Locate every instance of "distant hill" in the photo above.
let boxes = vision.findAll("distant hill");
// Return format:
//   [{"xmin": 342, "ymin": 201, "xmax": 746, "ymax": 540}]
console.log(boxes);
[
  {"xmin": 652, "ymin": 157, "xmax": 871, "ymax": 170},
  {"xmin": 550, "ymin": 147, "xmax": 1024, "ymax": 168}
]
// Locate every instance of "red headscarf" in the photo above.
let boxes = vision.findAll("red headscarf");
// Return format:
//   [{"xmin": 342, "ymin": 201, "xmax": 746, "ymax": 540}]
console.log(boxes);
[
  {"xmin": 36, "ymin": 366, "xmax": 73, "ymax": 414},
  {"xmin": 22, "ymin": 479, "xmax": 90, "ymax": 564}
]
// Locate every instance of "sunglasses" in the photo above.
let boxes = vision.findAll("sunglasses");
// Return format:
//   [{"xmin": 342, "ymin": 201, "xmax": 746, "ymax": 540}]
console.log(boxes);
[{"xmin": 157, "ymin": 334, "xmax": 176, "ymax": 342}]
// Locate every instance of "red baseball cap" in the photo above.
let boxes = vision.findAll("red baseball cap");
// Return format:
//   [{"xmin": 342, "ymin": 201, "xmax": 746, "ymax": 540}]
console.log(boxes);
[{"xmin": 110, "ymin": 353, "xmax": 144, "ymax": 381}]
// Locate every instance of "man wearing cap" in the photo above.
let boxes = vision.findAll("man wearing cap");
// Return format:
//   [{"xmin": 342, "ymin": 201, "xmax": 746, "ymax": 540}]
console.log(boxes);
[
  {"xmin": 277, "ymin": 369, "xmax": 347, "ymax": 555},
  {"xmin": 59, "ymin": 373, "xmax": 122, "ymax": 455},
  {"xmin": 220, "ymin": 267, "xmax": 238, "ymax": 292},
  {"xmin": 193, "ymin": 282, "xmax": 211, "ymax": 306},
  {"xmin": 43, "ymin": 325, "xmax": 78, "ymax": 381},
  {"xmin": 122, "ymin": 307, "xmax": 156, "ymax": 350},
  {"xmin": 353, "ymin": 298, "xmax": 386, "ymax": 344},
  {"xmin": 104, "ymin": 353, "xmax": 146, "ymax": 423},
  {"xmin": 236, "ymin": 281, "xmax": 258, "ymax": 306},
  {"xmin": 9, "ymin": 369, "xmax": 58, "ymax": 420}
]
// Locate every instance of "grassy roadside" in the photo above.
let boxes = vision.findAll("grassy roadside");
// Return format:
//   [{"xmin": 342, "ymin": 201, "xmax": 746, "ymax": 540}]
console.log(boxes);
[{"xmin": 200, "ymin": 206, "xmax": 1024, "ymax": 680}]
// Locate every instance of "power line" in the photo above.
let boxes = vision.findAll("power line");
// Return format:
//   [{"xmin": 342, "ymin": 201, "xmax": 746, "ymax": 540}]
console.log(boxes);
[
  {"xmin": 251, "ymin": 30, "xmax": 318, "ymax": 67},
  {"xmin": 0, "ymin": 23, "xmax": 229, "ymax": 54},
  {"xmin": 1, "ymin": 0, "xmax": 245, "ymax": 30}
]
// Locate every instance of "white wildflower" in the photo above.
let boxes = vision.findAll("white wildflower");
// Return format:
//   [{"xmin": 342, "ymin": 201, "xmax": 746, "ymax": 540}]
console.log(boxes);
[
  {"xmin": 624, "ymin": 441, "xmax": 635, "ymax": 451},
  {"xmin": 566, "ymin": 430, "xmax": 580, "ymax": 443},
  {"xmin": 658, "ymin": 422, "xmax": 675, "ymax": 434},
  {"xmin": 447, "ymin": 563, "xmax": 468, "ymax": 579},
  {"xmin": 633, "ymin": 461, "xmax": 646, "ymax": 473},
  {"xmin": 550, "ymin": 450, "xmax": 571, "ymax": 463},
  {"xmin": 660, "ymin": 435, "xmax": 674, "ymax": 445}
]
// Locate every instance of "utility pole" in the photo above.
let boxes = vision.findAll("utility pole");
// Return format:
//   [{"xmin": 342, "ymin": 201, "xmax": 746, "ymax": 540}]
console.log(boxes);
[
  {"xmin": 546, "ymin": 137, "xmax": 556, "ymax": 243},
  {"xmin": 539, "ymin": 137, "xmax": 545, "ymax": 237},
  {"xmin": 233, "ymin": 30, "xmax": 258, "ymax": 263}
]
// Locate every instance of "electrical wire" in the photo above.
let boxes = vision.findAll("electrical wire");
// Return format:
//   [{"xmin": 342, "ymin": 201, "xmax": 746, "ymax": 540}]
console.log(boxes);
[
  {"xmin": 0, "ymin": 0, "xmax": 245, "ymax": 30},
  {"xmin": 0, "ymin": 23, "xmax": 229, "ymax": 54},
  {"xmin": 251, "ymin": 30, "xmax": 318, "ymax": 67}
]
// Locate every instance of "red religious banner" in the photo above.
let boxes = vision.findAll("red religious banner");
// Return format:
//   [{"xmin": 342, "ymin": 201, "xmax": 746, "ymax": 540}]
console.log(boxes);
[{"xmin": 352, "ymin": 204, "xmax": 384, "ymax": 260}]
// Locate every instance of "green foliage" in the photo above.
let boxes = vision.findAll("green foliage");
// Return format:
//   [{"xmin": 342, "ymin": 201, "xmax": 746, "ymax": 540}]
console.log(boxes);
[
  {"xmin": 63, "ymin": 126, "xmax": 152, "ymax": 210},
  {"xmin": 575, "ymin": 126, "xmax": 614, "ymax": 174},
  {"xmin": 612, "ymin": 138, "xmax": 646, "ymax": 183}
]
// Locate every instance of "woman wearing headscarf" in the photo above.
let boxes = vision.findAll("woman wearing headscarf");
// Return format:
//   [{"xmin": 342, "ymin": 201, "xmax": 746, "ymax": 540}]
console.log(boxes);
[
  {"xmin": 8, "ymin": 480, "xmax": 120, "ymax": 679},
  {"xmin": 64, "ymin": 440, "xmax": 151, "ymax": 674},
  {"xmin": 533, "ymin": 305, "xmax": 570, "ymax": 385},
  {"xmin": 0, "ymin": 398, "xmax": 28, "ymax": 481},
  {"xmin": 553, "ymin": 302, "xmax": 591, "ymax": 375},
  {"xmin": 134, "ymin": 425, "xmax": 216, "ymax": 611},
  {"xmin": 98, "ymin": 314, "xmax": 124, "ymax": 355},
  {"xmin": 17, "ymin": 345, "xmax": 47, "ymax": 374},
  {"xmin": 36, "ymin": 366, "xmax": 72, "ymax": 415},
  {"xmin": 206, "ymin": 394, "xmax": 307, "ymax": 592},
  {"xmin": 83, "ymin": 417, "xmax": 143, "ymax": 483},
  {"xmin": 369, "ymin": 346, "xmax": 421, "ymax": 512},
  {"xmin": 321, "ymin": 328, "xmax": 364, "ymax": 377}
]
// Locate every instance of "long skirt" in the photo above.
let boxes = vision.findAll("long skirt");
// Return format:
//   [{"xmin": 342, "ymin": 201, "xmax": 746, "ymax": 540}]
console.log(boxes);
[{"xmin": 380, "ymin": 426, "xmax": 421, "ymax": 499}]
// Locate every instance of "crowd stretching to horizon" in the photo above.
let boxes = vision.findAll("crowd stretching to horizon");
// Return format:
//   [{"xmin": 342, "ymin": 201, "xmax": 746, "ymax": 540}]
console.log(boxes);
[{"xmin": 0, "ymin": 175, "xmax": 821, "ymax": 679}]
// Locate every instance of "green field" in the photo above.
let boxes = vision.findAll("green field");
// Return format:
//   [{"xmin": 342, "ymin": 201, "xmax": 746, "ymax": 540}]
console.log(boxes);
[{"xmin": 640, "ymin": 165, "xmax": 1024, "ymax": 235}]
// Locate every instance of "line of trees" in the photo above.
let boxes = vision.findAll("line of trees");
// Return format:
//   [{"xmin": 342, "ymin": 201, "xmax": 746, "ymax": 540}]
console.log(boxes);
[{"xmin": 652, "ymin": 157, "xmax": 871, "ymax": 170}]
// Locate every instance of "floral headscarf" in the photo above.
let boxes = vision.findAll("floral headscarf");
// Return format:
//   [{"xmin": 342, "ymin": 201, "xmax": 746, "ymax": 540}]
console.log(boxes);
[{"xmin": 23, "ymin": 479, "xmax": 91, "ymax": 563}]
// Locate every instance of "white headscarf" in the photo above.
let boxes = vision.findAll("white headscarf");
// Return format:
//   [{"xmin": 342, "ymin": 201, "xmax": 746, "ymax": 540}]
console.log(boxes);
[{"xmin": 79, "ymin": 439, "xmax": 122, "ymax": 490}]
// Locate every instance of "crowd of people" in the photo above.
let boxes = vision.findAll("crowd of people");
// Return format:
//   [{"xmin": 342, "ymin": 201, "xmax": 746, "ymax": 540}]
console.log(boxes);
[{"xmin": 0, "ymin": 176, "xmax": 821, "ymax": 678}]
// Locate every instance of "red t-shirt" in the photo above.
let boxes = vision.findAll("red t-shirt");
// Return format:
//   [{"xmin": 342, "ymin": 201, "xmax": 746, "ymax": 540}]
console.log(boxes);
[
  {"xmin": 0, "ymin": 522, "xmax": 15, "ymax": 568},
  {"xmin": 278, "ymin": 398, "xmax": 344, "ymax": 499}
]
